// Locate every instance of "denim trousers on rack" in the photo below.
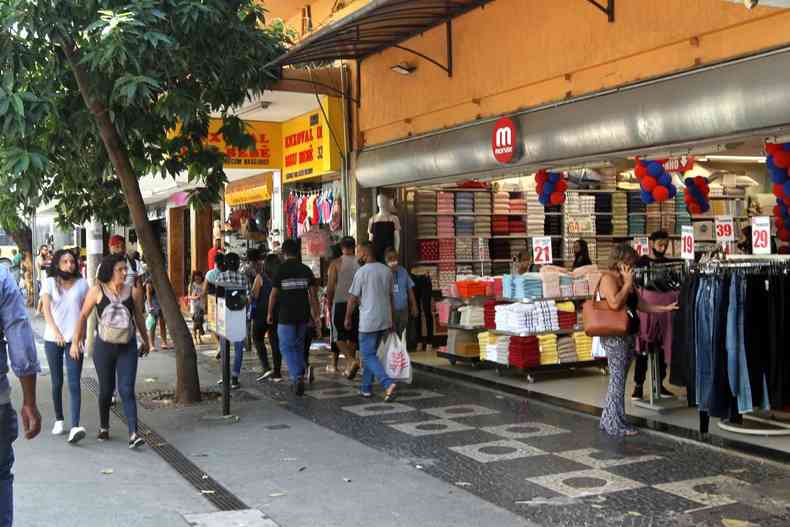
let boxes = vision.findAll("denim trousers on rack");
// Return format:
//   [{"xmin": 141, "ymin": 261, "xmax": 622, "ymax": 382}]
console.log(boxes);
[
  {"xmin": 695, "ymin": 277, "xmax": 716, "ymax": 411},
  {"xmin": 726, "ymin": 275, "xmax": 753, "ymax": 414}
]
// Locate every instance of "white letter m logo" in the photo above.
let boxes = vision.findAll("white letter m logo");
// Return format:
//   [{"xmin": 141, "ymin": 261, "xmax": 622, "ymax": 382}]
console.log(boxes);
[{"xmin": 496, "ymin": 127, "xmax": 512, "ymax": 148}]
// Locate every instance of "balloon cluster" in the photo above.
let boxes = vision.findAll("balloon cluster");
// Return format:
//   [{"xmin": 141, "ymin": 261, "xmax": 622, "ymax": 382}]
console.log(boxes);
[
  {"xmin": 682, "ymin": 176, "xmax": 711, "ymax": 215},
  {"xmin": 634, "ymin": 159, "xmax": 677, "ymax": 204},
  {"xmin": 535, "ymin": 170, "xmax": 568, "ymax": 206},
  {"xmin": 766, "ymin": 142, "xmax": 790, "ymax": 249}
]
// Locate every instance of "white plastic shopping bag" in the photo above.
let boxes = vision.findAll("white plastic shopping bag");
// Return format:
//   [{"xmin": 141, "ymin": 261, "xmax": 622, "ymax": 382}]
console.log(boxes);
[{"xmin": 377, "ymin": 331, "xmax": 413, "ymax": 384}]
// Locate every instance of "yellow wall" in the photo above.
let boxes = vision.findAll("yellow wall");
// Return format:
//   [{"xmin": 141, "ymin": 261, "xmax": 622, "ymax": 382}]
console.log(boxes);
[
  {"xmin": 263, "ymin": 0, "xmax": 370, "ymax": 37},
  {"xmin": 355, "ymin": 0, "xmax": 790, "ymax": 147}
]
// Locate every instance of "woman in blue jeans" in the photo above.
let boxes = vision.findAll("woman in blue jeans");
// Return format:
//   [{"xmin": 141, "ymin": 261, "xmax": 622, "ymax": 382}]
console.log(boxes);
[
  {"xmin": 41, "ymin": 249, "xmax": 90, "ymax": 444},
  {"xmin": 72, "ymin": 254, "xmax": 150, "ymax": 448}
]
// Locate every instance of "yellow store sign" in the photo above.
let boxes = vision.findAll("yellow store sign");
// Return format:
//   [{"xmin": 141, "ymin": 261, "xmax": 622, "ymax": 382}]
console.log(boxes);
[
  {"xmin": 225, "ymin": 173, "xmax": 273, "ymax": 206},
  {"xmin": 207, "ymin": 119, "xmax": 282, "ymax": 170},
  {"xmin": 281, "ymin": 96, "xmax": 345, "ymax": 183}
]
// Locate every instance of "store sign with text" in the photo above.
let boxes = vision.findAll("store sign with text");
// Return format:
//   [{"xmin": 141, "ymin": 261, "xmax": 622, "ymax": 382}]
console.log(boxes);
[
  {"xmin": 751, "ymin": 216, "xmax": 771, "ymax": 255},
  {"xmin": 566, "ymin": 217, "xmax": 594, "ymax": 236},
  {"xmin": 714, "ymin": 216, "xmax": 735, "ymax": 243},
  {"xmin": 281, "ymin": 96, "xmax": 345, "ymax": 183},
  {"xmin": 681, "ymin": 225, "xmax": 695, "ymax": 260},
  {"xmin": 225, "ymin": 172, "xmax": 274, "ymax": 206},
  {"xmin": 661, "ymin": 156, "xmax": 695, "ymax": 173},
  {"xmin": 492, "ymin": 117, "xmax": 520, "ymax": 164},
  {"xmin": 207, "ymin": 119, "xmax": 282, "ymax": 170},
  {"xmin": 532, "ymin": 236, "xmax": 553, "ymax": 265}
]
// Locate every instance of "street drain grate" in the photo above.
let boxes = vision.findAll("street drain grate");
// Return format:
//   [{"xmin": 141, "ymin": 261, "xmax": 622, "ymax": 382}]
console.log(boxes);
[{"xmin": 82, "ymin": 377, "xmax": 249, "ymax": 511}]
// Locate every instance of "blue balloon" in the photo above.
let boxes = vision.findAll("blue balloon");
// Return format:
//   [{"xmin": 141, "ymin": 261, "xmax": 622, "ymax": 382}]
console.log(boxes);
[
  {"xmin": 783, "ymin": 180, "xmax": 790, "ymax": 197},
  {"xmin": 548, "ymin": 172, "xmax": 561, "ymax": 184},
  {"xmin": 640, "ymin": 190, "xmax": 655, "ymax": 205},
  {"xmin": 543, "ymin": 181, "xmax": 555, "ymax": 194},
  {"xmin": 687, "ymin": 182, "xmax": 705, "ymax": 205},
  {"xmin": 658, "ymin": 173, "xmax": 672, "ymax": 187},
  {"xmin": 684, "ymin": 177, "xmax": 694, "ymax": 187},
  {"xmin": 700, "ymin": 202, "xmax": 711, "ymax": 213},
  {"xmin": 647, "ymin": 162, "xmax": 663, "ymax": 178},
  {"xmin": 770, "ymin": 165, "xmax": 788, "ymax": 184},
  {"xmin": 783, "ymin": 143, "xmax": 790, "ymax": 152},
  {"xmin": 767, "ymin": 156, "xmax": 777, "ymax": 171},
  {"xmin": 538, "ymin": 194, "xmax": 549, "ymax": 206}
]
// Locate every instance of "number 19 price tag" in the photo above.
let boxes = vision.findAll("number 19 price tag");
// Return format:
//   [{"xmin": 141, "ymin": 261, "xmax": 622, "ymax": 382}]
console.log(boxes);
[
  {"xmin": 715, "ymin": 216, "xmax": 735, "ymax": 243},
  {"xmin": 532, "ymin": 236, "xmax": 553, "ymax": 265},
  {"xmin": 752, "ymin": 216, "xmax": 771, "ymax": 255},
  {"xmin": 632, "ymin": 236, "xmax": 649, "ymax": 257},
  {"xmin": 681, "ymin": 225, "xmax": 695, "ymax": 260}
]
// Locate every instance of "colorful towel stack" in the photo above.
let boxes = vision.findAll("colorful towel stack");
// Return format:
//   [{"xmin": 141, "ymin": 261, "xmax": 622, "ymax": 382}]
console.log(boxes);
[
  {"xmin": 509, "ymin": 216, "xmax": 526, "ymax": 234},
  {"xmin": 478, "ymin": 332, "xmax": 491, "ymax": 361},
  {"xmin": 483, "ymin": 300, "xmax": 508, "ymax": 329},
  {"xmin": 489, "ymin": 239, "xmax": 511, "ymax": 260},
  {"xmin": 557, "ymin": 336, "xmax": 577, "ymax": 363},
  {"xmin": 437, "ymin": 192, "xmax": 454, "ymax": 214},
  {"xmin": 456, "ymin": 216, "xmax": 475, "ymax": 237},
  {"xmin": 416, "ymin": 191, "xmax": 437, "ymax": 212},
  {"xmin": 438, "ymin": 262, "xmax": 455, "ymax": 290},
  {"xmin": 596, "ymin": 240, "xmax": 613, "ymax": 268},
  {"xmin": 493, "ymin": 192, "xmax": 510, "ymax": 214},
  {"xmin": 473, "ymin": 238, "xmax": 490, "ymax": 261},
  {"xmin": 574, "ymin": 331, "xmax": 593, "ymax": 361},
  {"xmin": 458, "ymin": 305, "xmax": 485, "ymax": 327},
  {"xmin": 572, "ymin": 278, "xmax": 591, "ymax": 297},
  {"xmin": 676, "ymin": 190, "xmax": 691, "ymax": 234},
  {"xmin": 475, "ymin": 192, "xmax": 492, "ymax": 215},
  {"xmin": 612, "ymin": 192, "xmax": 628, "ymax": 236},
  {"xmin": 555, "ymin": 301, "xmax": 577, "ymax": 329},
  {"xmin": 437, "ymin": 216, "xmax": 454, "ymax": 238},
  {"xmin": 538, "ymin": 334, "xmax": 559, "ymax": 365},
  {"xmin": 475, "ymin": 215, "xmax": 492, "ymax": 237},
  {"xmin": 492, "ymin": 215, "xmax": 510, "ymax": 235},
  {"xmin": 508, "ymin": 336, "xmax": 540, "ymax": 368},
  {"xmin": 439, "ymin": 238, "xmax": 455, "ymax": 261},
  {"xmin": 418, "ymin": 240, "xmax": 439, "ymax": 261},
  {"xmin": 628, "ymin": 191, "xmax": 646, "ymax": 235},
  {"xmin": 595, "ymin": 193, "xmax": 613, "ymax": 235},
  {"xmin": 456, "ymin": 264, "xmax": 474, "ymax": 275},
  {"xmin": 559, "ymin": 275, "xmax": 574, "ymax": 297},
  {"xmin": 494, "ymin": 299, "xmax": 559, "ymax": 333},
  {"xmin": 417, "ymin": 215, "xmax": 437, "ymax": 238},
  {"xmin": 455, "ymin": 192, "xmax": 475, "ymax": 214},
  {"xmin": 526, "ymin": 193, "xmax": 545, "ymax": 235},
  {"xmin": 509, "ymin": 192, "xmax": 527, "ymax": 214},
  {"xmin": 512, "ymin": 273, "xmax": 543, "ymax": 299},
  {"xmin": 485, "ymin": 336, "xmax": 510, "ymax": 365},
  {"xmin": 541, "ymin": 273, "xmax": 561, "ymax": 298},
  {"xmin": 456, "ymin": 238, "xmax": 474, "ymax": 260}
]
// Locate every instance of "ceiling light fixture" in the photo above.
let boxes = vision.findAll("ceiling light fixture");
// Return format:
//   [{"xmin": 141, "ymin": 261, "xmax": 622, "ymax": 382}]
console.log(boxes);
[{"xmin": 390, "ymin": 63, "xmax": 416, "ymax": 76}]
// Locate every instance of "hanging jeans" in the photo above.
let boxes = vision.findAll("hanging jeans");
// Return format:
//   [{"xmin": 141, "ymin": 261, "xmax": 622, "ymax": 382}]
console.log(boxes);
[
  {"xmin": 93, "ymin": 336, "xmax": 139, "ymax": 436},
  {"xmin": 44, "ymin": 341, "xmax": 83, "ymax": 428},
  {"xmin": 694, "ymin": 278, "xmax": 716, "ymax": 412},
  {"xmin": 726, "ymin": 275, "xmax": 754, "ymax": 414},
  {"xmin": 412, "ymin": 276, "xmax": 434, "ymax": 346},
  {"xmin": 278, "ymin": 323, "xmax": 307, "ymax": 383}
]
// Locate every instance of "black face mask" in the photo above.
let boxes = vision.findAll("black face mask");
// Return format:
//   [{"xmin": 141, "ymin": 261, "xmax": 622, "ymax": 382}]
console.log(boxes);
[
  {"xmin": 55, "ymin": 268, "xmax": 81, "ymax": 280},
  {"xmin": 653, "ymin": 248, "xmax": 667, "ymax": 258},
  {"xmin": 358, "ymin": 258, "xmax": 366, "ymax": 266}
]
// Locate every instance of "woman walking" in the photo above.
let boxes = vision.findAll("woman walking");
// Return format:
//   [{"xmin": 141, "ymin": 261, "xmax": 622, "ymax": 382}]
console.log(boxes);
[
  {"xmin": 251, "ymin": 254, "xmax": 283, "ymax": 382},
  {"xmin": 597, "ymin": 244, "xmax": 677, "ymax": 437},
  {"xmin": 71, "ymin": 254, "xmax": 150, "ymax": 448},
  {"xmin": 144, "ymin": 273, "xmax": 171, "ymax": 350},
  {"xmin": 572, "ymin": 239, "xmax": 593, "ymax": 269},
  {"xmin": 41, "ymin": 249, "xmax": 90, "ymax": 444}
]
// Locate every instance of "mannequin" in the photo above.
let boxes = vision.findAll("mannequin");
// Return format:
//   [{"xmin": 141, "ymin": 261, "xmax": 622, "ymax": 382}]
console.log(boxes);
[
  {"xmin": 368, "ymin": 194, "xmax": 400, "ymax": 263},
  {"xmin": 213, "ymin": 219, "xmax": 222, "ymax": 242}
]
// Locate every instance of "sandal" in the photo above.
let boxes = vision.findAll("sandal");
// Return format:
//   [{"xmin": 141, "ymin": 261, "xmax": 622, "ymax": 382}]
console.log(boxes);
[
  {"xmin": 345, "ymin": 361, "xmax": 360, "ymax": 380},
  {"xmin": 384, "ymin": 384, "xmax": 398, "ymax": 402}
]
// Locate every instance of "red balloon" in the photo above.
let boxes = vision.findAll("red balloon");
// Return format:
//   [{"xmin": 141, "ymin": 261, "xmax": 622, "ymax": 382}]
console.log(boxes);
[
  {"xmin": 766, "ymin": 143, "xmax": 783, "ymax": 156},
  {"xmin": 652, "ymin": 185, "xmax": 669, "ymax": 202},
  {"xmin": 785, "ymin": 197, "xmax": 790, "ymax": 206},
  {"xmin": 773, "ymin": 184, "xmax": 786, "ymax": 198},
  {"xmin": 641, "ymin": 176, "xmax": 657, "ymax": 192},
  {"xmin": 555, "ymin": 179, "xmax": 568, "ymax": 192},
  {"xmin": 536, "ymin": 181, "xmax": 544, "ymax": 195},
  {"xmin": 535, "ymin": 170, "xmax": 548, "ymax": 184},
  {"xmin": 694, "ymin": 176, "xmax": 706, "ymax": 187},
  {"xmin": 780, "ymin": 229, "xmax": 790, "ymax": 242},
  {"xmin": 774, "ymin": 150, "xmax": 790, "ymax": 169},
  {"xmin": 688, "ymin": 203, "xmax": 702, "ymax": 215},
  {"xmin": 635, "ymin": 163, "xmax": 647, "ymax": 180},
  {"xmin": 550, "ymin": 191, "xmax": 565, "ymax": 205},
  {"xmin": 776, "ymin": 218, "xmax": 785, "ymax": 230},
  {"xmin": 774, "ymin": 205, "xmax": 782, "ymax": 218}
]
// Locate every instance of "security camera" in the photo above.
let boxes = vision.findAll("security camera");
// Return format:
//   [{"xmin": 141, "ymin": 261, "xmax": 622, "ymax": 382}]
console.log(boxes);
[{"xmin": 744, "ymin": 0, "xmax": 759, "ymax": 9}]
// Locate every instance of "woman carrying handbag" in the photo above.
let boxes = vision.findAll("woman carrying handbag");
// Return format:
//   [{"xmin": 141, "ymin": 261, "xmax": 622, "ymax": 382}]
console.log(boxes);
[{"xmin": 585, "ymin": 244, "xmax": 677, "ymax": 437}]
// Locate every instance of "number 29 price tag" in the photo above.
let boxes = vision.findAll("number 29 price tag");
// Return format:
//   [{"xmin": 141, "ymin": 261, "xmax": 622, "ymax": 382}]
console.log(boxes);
[
  {"xmin": 532, "ymin": 236, "xmax": 553, "ymax": 265},
  {"xmin": 714, "ymin": 216, "xmax": 735, "ymax": 243},
  {"xmin": 632, "ymin": 236, "xmax": 649, "ymax": 257},
  {"xmin": 752, "ymin": 216, "xmax": 771, "ymax": 255},
  {"xmin": 681, "ymin": 225, "xmax": 695, "ymax": 260}
]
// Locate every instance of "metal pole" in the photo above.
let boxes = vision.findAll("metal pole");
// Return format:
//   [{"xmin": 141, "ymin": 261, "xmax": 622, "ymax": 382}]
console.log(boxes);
[{"xmin": 222, "ymin": 338, "xmax": 231, "ymax": 416}]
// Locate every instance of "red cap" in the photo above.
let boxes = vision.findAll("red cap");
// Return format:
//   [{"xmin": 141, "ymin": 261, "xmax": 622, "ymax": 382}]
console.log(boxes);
[{"xmin": 109, "ymin": 235, "xmax": 126, "ymax": 247}]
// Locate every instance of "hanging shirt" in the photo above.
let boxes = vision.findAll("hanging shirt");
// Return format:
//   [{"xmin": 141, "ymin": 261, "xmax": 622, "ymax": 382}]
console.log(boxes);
[
  {"xmin": 330, "ymin": 196, "xmax": 342, "ymax": 232},
  {"xmin": 321, "ymin": 193, "xmax": 333, "ymax": 224},
  {"xmin": 310, "ymin": 195, "xmax": 320, "ymax": 225}
]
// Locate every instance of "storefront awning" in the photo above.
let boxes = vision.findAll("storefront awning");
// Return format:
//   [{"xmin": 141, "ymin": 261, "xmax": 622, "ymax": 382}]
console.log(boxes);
[{"xmin": 267, "ymin": 0, "xmax": 493, "ymax": 68}]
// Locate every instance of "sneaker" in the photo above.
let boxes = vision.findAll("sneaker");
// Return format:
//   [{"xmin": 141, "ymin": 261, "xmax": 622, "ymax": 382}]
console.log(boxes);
[
  {"xmin": 97, "ymin": 429, "xmax": 110, "ymax": 441},
  {"xmin": 659, "ymin": 385, "xmax": 675, "ymax": 398},
  {"xmin": 231, "ymin": 377, "xmax": 240, "ymax": 390},
  {"xmin": 67, "ymin": 427, "xmax": 86, "ymax": 445},
  {"xmin": 129, "ymin": 434, "xmax": 145, "ymax": 449},
  {"xmin": 271, "ymin": 375, "xmax": 283, "ymax": 383},
  {"xmin": 51, "ymin": 420, "xmax": 65, "ymax": 436},
  {"xmin": 358, "ymin": 390, "xmax": 372, "ymax": 398},
  {"xmin": 631, "ymin": 385, "xmax": 644, "ymax": 401},
  {"xmin": 295, "ymin": 378, "xmax": 305, "ymax": 397},
  {"xmin": 306, "ymin": 365, "xmax": 314, "ymax": 384},
  {"xmin": 257, "ymin": 370, "xmax": 273, "ymax": 382},
  {"xmin": 110, "ymin": 396, "xmax": 116, "ymax": 407}
]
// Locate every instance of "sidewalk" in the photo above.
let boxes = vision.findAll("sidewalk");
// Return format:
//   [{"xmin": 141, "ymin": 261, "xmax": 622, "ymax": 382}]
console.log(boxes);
[{"xmin": 12, "ymin": 313, "xmax": 790, "ymax": 526}]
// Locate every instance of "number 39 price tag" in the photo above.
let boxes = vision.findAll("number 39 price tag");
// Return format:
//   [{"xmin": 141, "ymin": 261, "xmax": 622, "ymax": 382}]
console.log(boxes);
[
  {"xmin": 532, "ymin": 236, "xmax": 553, "ymax": 265},
  {"xmin": 714, "ymin": 216, "xmax": 735, "ymax": 243},
  {"xmin": 632, "ymin": 236, "xmax": 649, "ymax": 257},
  {"xmin": 681, "ymin": 225, "xmax": 695, "ymax": 260},
  {"xmin": 752, "ymin": 216, "xmax": 771, "ymax": 255}
]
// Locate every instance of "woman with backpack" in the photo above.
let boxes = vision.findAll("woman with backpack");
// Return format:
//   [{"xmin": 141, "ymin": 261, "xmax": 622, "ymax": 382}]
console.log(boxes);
[
  {"xmin": 40, "ymin": 249, "xmax": 90, "ymax": 444},
  {"xmin": 71, "ymin": 254, "xmax": 150, "ymax": 448}
]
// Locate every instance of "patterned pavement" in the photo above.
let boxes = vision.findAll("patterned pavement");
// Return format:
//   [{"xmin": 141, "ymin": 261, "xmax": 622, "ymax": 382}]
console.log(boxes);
[{"xmin": 222, "ymin": 350, "xmax": 790, "ymax": 527}]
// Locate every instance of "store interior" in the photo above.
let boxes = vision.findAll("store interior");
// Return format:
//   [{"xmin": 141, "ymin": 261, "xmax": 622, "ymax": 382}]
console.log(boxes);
[{"xmin": 393, "ymin": 130, "xmax": 790, "ymax": 456}]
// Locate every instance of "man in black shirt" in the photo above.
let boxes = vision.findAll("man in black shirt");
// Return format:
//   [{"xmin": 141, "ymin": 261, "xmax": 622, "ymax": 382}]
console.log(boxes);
[
  {"xmin": 632, "ymin": 230, "xmax": 674, "ymax": 400},
  {"xmin": 267, "ymin": 239, "xmax": 321, "ymax": 396}
]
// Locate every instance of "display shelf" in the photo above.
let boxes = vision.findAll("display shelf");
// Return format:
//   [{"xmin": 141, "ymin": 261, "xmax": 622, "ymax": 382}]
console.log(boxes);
[
  {"xmin": 437, "ymin": 350, "xmax": 482, "ymax": 366},
  {"xmin": 416, "ymin": 235, "xmax": 489, "ymax": 240},
  {"xmin": 490, "ymin": 326, "xmax": 583, "ymax": 338},
  {"xmin": 415, "ymin": 259, "xmax": 493, "ymax": 264},
  {"xmin": 434, "ymin": 188, "xmax": 491, "ymax": 192},
  {"xmin": 446, "ymin": 323, "xmax": 487, "ymax": 331},
  {"xmin": 709, "ymin": 195, "xmax": 747, "ymax": 200},
  {"xmin": 487, "ymin": 358, "xmax": 609, "ymax": 382},
  {"xmin": 416, "ymin": 212, "xmax": 493, "ymax": 216},
  {"xmin": 445, "ymin": 294, "xmax": 591, "ymax": 304},
  {"xmin": 566, "ymin": 189, "xmax": 620, "ymax": 194}
]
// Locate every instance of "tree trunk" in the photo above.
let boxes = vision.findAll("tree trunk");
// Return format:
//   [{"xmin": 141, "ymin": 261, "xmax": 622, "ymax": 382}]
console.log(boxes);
[
  {"xmin": 9, "ymin": 224, "xmax": 32, "ymax": 255},
  {"xmin": 62, "ymin": 46, "xmax": 202, "ymax": 403}
]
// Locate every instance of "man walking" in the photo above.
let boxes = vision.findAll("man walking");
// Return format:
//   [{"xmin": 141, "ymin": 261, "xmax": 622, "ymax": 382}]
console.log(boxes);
[
  {"xmin": 268, "ymin": 240, "xmax": 320, "ymax": 396},
  {"xmin": 346, "ymin": 242, "xmax": 398, "ymax": 401},
  {"xmin": 0, "ymin": 264, "xmax": 42, "ymax": 525},
  {"xmin": 326, "ymin": 237, "xmax": 360, "ymax": 378}
]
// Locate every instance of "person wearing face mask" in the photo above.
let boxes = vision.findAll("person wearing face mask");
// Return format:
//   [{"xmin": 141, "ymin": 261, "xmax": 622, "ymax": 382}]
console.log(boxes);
[{"xmin": 384, "ymin": 248, "xmax": 418, "ymax": 336}]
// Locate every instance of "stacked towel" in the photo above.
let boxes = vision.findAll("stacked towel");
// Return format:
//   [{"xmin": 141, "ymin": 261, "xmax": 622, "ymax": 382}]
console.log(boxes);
[
  {"xmin": 557, "ymin": 336, "xmax": 576, "ymax": 363},
  {"xmin": 437, "ymin": 192, "xmax": 454, "ymax": 214},
  {"xmin": 538, "ymin": 334, "xmax": 559, "ymax": 365},
  {"xmin": 612, "ymin": 192, "xmax": 628, "ymax": 236},
  {"xmin": 494, "ymin": 300, "xmax": 559, "ymax": 333},
  {"xmin": 572, "ymin": 278, "xmax": 590, "ymax": 297},
  {"xmin": 456, "ymin": 216, "xmax": 475, "ymax": 237},
  {"xmin": 552, "ymin": 238, "xmax": 563, "ymax": 265},
  {"xmin": 574, "ymin": 331, "xmax": 593, "ymax": 361},
  {"xmin": 478, "ymin": 332, "xmax": 491, "ymax": 361},
  {"xmin": 510, "ymin": 273, "xmax": 543, "ymax": 299},
  {"xmin": 475, "ymin": 215, "xmax": 492, "ymax": 237},
  {"xmin": 455, "ymin": 191, "xmax": 475, "ymax": 213},
  {"xmin": 483, "ymin": 300, "xmax": 508, "ymax": 329},
  {"xmin": 509, "ymin": 192, "xmax": 527, "ymax": 214},
  {"xmin": 416, "ymin": 191, "xmax": 437, "ymax": 212},
  {"xmin": 439, "ymin": 238, "xmax": 455, "ymax": 261},
  {"xmin": 492, "ymin": 215, "xmax": 510, "ymax": 235},
  {"xmin": 559, "ymin": 275, "xmax": 574, "ymax": 297},
  {"xmin": 475, "ymin": 193, "xmax": 492, "ymax": 215},
  {"xmin": 510, "ymin": 239, "xmax": 527, "ymax": 259},
  {"xmin": 508, "ymin": 336, "xmax": 540, "ymax": 368},
  {"xmin": 417, "ymin": 215, "xmax": 437, "ymax": 237},
  {"xmin": 490, "ymin": 336, "xmax": 511, "ymax": 365},
  {"xmin": 473, "ymin": 238, "xmax": 490, "ymax": 261},
  {"xmin": 676, "ymin": 190, "xmax": 691, "ymax": 234},
  {"xmin": 509, "ymin": 217, "xmax": 526, "ymax": 234},
  {"xmin": 596, "ymin": 240, "xmax": 613, "ymax": 268},
  {"xmin": 541, "ymin": 273, "xmax": 561, "ymax": 298},
  {"xmin": 456, "ymin": 264, "xmax": 474, "ymax": 275},
  {"xmin": 437, "ymin": 216, "xmax": 455, "ymax": 238},
  {"xmin": 418, "ymin": 240, "xmax": 439, "ymax": 261},
  {"xmin": 456, "ymin": 239, "xmax": 474, "ymax": 260},
  {"xmin": 438, "ymin": 262, "xmax": 455, "ymax": 290},
  {"xmin": 556, "ymin": 301, "xmax": 577, "ymax": 329},
  {"xmin": 458, "ymin": 305, "xmax": 485, "ymax": 327},
  {"xmin": 493, "ymin": 192, "xmax": 510, "ymax": 214},
  {"xmin": 628, "ymin": 191, "xmax": 646, "ymax": 235},
  {"xmin": 595, "ymin": 193, "xmax": 613, "ymax": 235},
  {"xmin": 527, "ymin": 193, "xmax": 545, "ymax": 235}
]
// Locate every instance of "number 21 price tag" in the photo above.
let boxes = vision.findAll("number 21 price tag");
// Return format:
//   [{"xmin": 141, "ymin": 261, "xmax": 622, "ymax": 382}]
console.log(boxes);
[
  {"xmin": 681, "ymin": 225, "xmax": 695, "ymax": 260},
  {"xmin": 532, "ymin": 236, "xmax": 553, "ymax": 265},
  {"xmin": 714, "ymin": 216, "xmax": 734, "ymax": 243},
  {"xmin": 752, "ymin": 216, "xmax": 771, "ymax": 255}
]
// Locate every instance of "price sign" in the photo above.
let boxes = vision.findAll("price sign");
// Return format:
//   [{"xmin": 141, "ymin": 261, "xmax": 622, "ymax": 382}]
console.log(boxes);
[
  {"xmin": 632, "ymin": 236, "xmax": 649, "ymax": 257},
  {"xmin": 532, "ymin": 236, "xmax": 553, "ymax": 265},
  {"xmin": 681, "ymin": 225, "xmax": 695, "ymax": 260},
  {"xmin": 714, "ymin": 216, "xmax": 735, "ymax": 243},
  {"xmin": 752, "ymin": 216, "xmax": 771, "ymax": 255}
]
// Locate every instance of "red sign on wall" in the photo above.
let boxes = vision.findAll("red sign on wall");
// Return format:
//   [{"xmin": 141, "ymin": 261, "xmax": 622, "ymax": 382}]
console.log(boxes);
[{"xmin": 492, "ymin": 117, "xmax": 518, "ymax": 164}]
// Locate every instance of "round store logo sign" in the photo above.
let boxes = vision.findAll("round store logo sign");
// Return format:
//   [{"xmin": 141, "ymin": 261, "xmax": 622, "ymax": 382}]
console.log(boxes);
[{"xmin": 492, "ymin": 117, "xmax": 519, "ymax": 164}]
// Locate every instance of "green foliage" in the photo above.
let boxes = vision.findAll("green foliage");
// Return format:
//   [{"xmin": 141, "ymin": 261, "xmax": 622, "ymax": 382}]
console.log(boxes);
[{"xmin": 0, "ymin": 0, "xmax": 288, "ymax": 232}]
